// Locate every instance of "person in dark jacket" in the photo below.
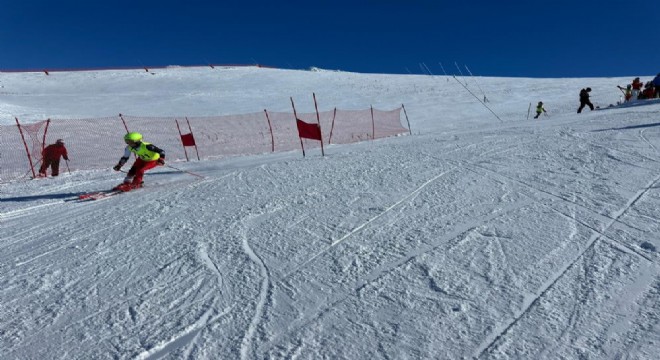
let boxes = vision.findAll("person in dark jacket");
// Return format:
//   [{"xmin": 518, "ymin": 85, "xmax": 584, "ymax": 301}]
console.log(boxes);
[
  {"xmin": 577, "ymin": 87, "xmax": 594, "ymax": 113},
  {"xmin": 641, "ymin": 82, "xmax": 655, "ymax": 99},
  {"xmin": 653, "ymin": 73, "xmax": 660, "ymax": 98},
  {"xmin": 39, "ymin": 139, "xmax": 69, "ymax": 176}
]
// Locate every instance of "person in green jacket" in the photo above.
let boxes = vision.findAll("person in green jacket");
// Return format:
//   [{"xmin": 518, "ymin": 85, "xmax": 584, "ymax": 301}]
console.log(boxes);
[
  {"xmin": 113, "ymin": 132, "xmax": 165, "ymax": 191},
  {"xmin": 534, "ymin": 101, "xmax": 547, "ymax": 119}
]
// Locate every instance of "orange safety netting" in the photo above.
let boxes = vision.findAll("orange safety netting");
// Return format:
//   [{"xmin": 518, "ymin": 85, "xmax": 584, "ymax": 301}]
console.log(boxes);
[{"xmin": 1, "ymin": 107, "xmax": 408, "ymax": 183}]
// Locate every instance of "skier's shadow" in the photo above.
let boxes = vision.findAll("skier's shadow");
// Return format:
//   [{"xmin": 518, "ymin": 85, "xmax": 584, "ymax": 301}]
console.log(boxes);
[
  {"xmin": 593, "ymin": 122, "xmax": 660, "ymax": 132},
  {"xmin": 0, "ymin": 192, "xmax": 83, "ymax": 202}
]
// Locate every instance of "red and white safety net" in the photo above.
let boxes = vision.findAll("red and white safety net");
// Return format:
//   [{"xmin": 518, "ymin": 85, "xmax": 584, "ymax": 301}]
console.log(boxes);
[{"xmin": 1, "ymin": 108, "xmax": 407, "ymax": 182}]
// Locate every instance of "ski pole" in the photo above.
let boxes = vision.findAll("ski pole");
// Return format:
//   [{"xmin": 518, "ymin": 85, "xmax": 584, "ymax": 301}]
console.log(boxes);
[
  {"xmin": 165, "ymin": 164, "xmax": 204, "ymax": 178},
  {"xmin": 65, "ymin": 159, "xmax": 71, "ymax": 174}
]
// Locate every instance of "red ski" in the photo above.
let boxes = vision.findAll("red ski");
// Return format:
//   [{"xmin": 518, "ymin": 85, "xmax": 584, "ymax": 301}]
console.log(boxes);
[
  {"xmin": 78, "ymin": 183, "xmax": 141, "ymax": 201},
  {"xmin": 78, "ymin": 190, "xmax": 122, "ymax": 201}
]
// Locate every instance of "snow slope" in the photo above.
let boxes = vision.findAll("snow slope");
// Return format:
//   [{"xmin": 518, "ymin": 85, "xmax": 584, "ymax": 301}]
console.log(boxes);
[{"xmin": 1, "ymin": 67, "xmax": 659, "ymax": 359}]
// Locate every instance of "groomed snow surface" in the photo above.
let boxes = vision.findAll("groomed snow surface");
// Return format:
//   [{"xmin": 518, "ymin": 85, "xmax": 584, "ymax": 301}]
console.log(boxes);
[{"xmin": 1, "ymin": 67, "xmax": 660, "ymax": 359}]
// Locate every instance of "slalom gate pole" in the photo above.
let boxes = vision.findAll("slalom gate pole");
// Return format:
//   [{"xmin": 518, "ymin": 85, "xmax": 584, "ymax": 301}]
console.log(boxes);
[
  {"xmin": 312, "ymin": 93, "xmax": 325, "ymax": 156},
  {"xmin": 290, "ymin": 97, "xmax": 306, "ymax": 157},
  {"xmin": 119, "ymin": 113, "xmax": 129, "ymax": 133},
  {"xmin": 175, "ymin": 119, "xmax": 190, "ymax": 162},
  {"xmin": 164, "ymin": 164, "xmax": 204, "ymax": 178},
  {"xmin": 185, "ymin": 117, "xmax": 200, "ymax": 161}
]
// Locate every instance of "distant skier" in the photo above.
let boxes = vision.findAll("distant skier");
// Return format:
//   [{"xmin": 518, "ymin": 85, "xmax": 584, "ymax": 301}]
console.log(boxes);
[
  {"xmin": 641, "ymin": 82, "xmax": 655, "ymax": 99},
  {"xmin": 631, "ymin": 77, "xmax": 643, "ymax": 100},
  {"xmin": 653, "ymin": 73, "xmax": 660, "ymax": 98},
  {"xmin": 39, "ymin": 139, "xmax": 68, "ymax": 177},
  {"xmin": 577, "ymin": 87, "xmax": 594, "ymax": 113},
  {"xmin": 533, "ymin": 101, "xmax": 547, "ymax": 119},
  {"xmin": 617, "ymin": 84, "xmax": 633, "ymax": 102},
  {"xmin": 112, "ymin": 132, "xmax": 165, "ymax": 191}
]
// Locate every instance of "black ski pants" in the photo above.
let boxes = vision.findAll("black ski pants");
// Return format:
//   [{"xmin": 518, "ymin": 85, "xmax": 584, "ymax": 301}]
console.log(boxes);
[{"xmin": 577, "ymin": 100, "xmax": 594, "ymax": 113}]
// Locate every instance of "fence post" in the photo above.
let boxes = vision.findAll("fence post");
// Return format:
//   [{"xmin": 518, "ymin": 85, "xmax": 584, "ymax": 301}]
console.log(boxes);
[
  {"xmin": 15, "ymin": 117, "xmax": 37, "ymax": 178},
  {"xmin": 42, "ymin": 119, "xmax": 51, "ymax": 154},
  {"xmin": 328, "ymin": 108, "xmax": 337, "ymax": 144},
  {"xmin": 401, "ymin": 104, "xmax": 412, "ymax": 135},
  {"xmin": 527, "ymin": 103, "xmax": 531, "ymax": 120},
  {"xmin": 264, "ymin": 110, "xmax": 275, "ymax": 152},
  {"xmin": 370, "ymin": 105, "xmax": 375, "ymax": 140}
]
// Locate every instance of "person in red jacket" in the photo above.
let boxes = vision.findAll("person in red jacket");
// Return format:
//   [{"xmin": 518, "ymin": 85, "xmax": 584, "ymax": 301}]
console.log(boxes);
[
  {"xmin": 39, "ymin": 139, "xmax": 69, "ymax": 177},
  {"xmin": 631, "ymin": 77, "xmax": 643, "ymax": 100}
]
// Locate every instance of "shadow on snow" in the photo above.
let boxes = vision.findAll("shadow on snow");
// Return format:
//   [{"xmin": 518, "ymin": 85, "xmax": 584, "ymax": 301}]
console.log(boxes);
[{"xmin": 593, "ymin": 121, "xmax": 660, "ymax": 132}]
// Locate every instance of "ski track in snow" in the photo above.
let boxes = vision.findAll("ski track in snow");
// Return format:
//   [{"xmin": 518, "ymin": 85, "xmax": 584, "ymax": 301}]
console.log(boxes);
[
  {"xmin": 235, "ymin": 212, "xmax": 274, "ymax": 360},
  {"xmin": 258, "ymin": 125, "xmax": 658, "ymax": 355},
  {"xmin": 474, "ymin": 172, "xmax": 660, "ymax": 358},
  {"xmin": 137, "ymin": 304, "xmax": 234, "ymax": 360},
  {"xmin": 0, "ymin": 201, "xmax": 66, "ymax": 221},
  {"xmin": 198, "ymin": 242, "xmax": 224, "ymax": 289},
  {"xmin": 638, "ymin": 128, "xmax": 659, "ymax": 156},
  {"xmin": 278, "ymin": 166, "xmax": 459, "ymax": 281},
  {"xmin": 274, "ymin": 135, "xmax": 527, "ymax": 284},
  {"xmin": 257, "ymin": 137, "xmax": 544, "ymax": 353},
  {"xmin": 466, "ymin": 161, "xmax": 650, "ymax": 244},
  {"xmin": 259, "ymin": 198, "xmax": 535, "ymax": 353},
  {"xmin": 468, "ymin": 161, "xmax": 657, "ymax": 263}
]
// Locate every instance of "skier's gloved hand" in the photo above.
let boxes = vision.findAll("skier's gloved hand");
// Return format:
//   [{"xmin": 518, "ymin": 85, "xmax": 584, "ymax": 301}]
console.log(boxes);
[
  {"xmin": 113, "ymin": 164, "xmax": 122, "ymax": 171},
  {"xmin": 157, "ymin": 158, "xmax": 165, "ymax": 165}
]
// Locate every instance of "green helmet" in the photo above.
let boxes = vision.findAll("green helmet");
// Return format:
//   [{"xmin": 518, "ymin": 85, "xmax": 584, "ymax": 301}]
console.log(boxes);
[{"xmin": 124, "ymin": 132, "xmax": 142, "ymax": 142}]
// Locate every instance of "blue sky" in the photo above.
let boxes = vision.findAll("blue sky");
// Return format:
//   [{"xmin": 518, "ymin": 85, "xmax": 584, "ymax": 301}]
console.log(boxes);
[{"xmin": 1, "ymin": 0, "xmax": 658, "ymax": 77}]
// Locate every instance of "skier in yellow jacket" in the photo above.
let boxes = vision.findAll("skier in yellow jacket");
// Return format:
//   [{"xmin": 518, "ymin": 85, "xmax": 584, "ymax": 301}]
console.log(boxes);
[
  {"xmin": 533, "ymin": 101, "xmax": 547, "ymax": 119},
  {"xmin": 113, "ymin": 132, "xmax": 165, "ymax": 191}
]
